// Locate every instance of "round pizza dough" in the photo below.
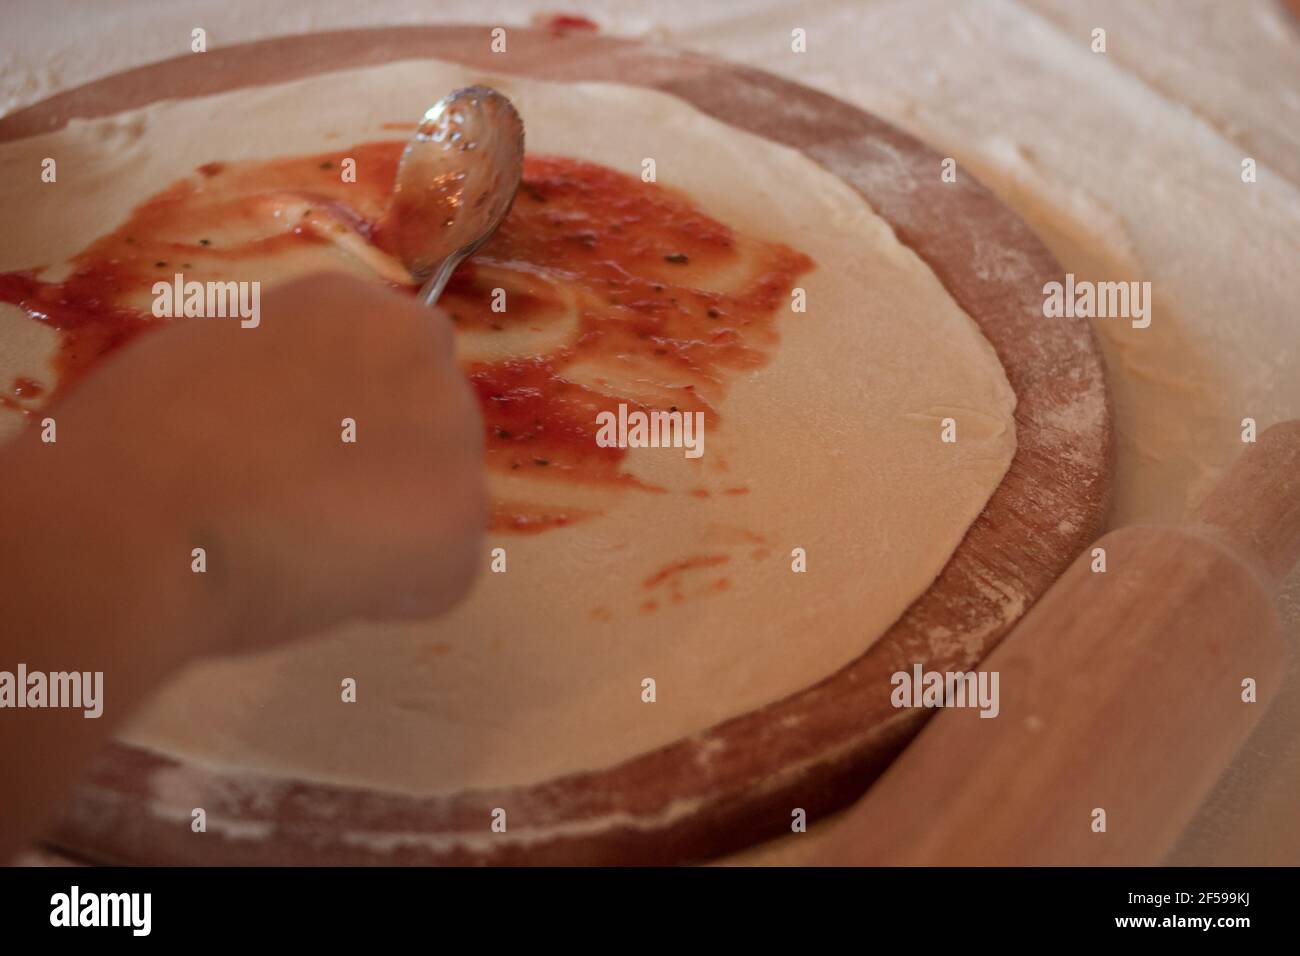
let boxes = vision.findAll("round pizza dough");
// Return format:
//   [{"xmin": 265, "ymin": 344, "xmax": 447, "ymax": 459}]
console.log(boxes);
[{"xmin": 0, "ymin": 58, "xmax": 1016, "ymax": 796}]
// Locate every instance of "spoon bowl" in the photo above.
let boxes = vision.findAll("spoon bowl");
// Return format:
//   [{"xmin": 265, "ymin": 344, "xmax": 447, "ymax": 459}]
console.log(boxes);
[{"xmin": 390, "ymin": 86, "xmax": 525, "ymax": 305}]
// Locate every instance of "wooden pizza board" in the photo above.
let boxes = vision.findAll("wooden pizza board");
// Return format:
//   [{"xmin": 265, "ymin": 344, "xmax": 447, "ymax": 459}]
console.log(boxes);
[{"xmin": 0, "ymin": 25, "xmax": 1112, "ymax": 865}]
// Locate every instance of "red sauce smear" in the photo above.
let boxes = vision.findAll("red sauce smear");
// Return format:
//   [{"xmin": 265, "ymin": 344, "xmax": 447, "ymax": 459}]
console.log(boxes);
[
  {"xmin": 536, "ymin": 14, "xmax": 600, "ymax": 36},
  {"xmin": 643, "ymin": 553, "xmax": 730, "ymax": 589},
  {"xmin": 0, "ymin": 141, "xmax": 812, "ymax": 532},
  {"xmin": 11, "ymin": 377, "xmax": 44, "ymax": 399},
  {"xmin": 0, "ymin": 375, "xmax": 47, "ymax": 417},
  {"xmin": 488, "ymin": 501, "xmax": 593, "ymax": 535}
]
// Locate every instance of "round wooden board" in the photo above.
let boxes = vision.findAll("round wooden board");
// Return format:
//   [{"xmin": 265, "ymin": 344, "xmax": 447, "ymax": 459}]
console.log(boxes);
[{"xmin": 2, "ymin": 25, "xmax": 1113, "ymax": 865}]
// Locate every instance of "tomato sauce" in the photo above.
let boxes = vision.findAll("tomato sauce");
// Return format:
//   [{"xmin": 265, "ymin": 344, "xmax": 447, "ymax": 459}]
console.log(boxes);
[{"xmin": 0, "ymin": 142, "xmax": 812, "ymax": 531}]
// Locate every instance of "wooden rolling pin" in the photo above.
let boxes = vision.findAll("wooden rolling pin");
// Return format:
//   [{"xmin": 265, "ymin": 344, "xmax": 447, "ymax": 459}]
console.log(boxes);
[{"xmin": 824, "ymin": 420, "xmax": 1300, "ymax": 865}]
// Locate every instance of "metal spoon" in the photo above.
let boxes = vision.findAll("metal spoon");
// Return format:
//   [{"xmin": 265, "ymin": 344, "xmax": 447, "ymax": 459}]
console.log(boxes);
[{"xmin": 389, "ymin": 86, "xmax": 525, "ymax": 306}]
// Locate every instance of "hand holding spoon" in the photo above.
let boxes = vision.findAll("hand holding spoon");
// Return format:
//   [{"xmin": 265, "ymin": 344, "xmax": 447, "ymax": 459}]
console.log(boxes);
[{"xmin": 389, "ymin": 86, "xmax": 525, "ymax": 306}]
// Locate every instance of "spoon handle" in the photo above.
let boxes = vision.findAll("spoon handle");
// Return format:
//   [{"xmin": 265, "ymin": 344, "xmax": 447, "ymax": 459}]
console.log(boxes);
[{"xmin": 418, "ymin": 255, "xmax": 461, "ymax": 307}]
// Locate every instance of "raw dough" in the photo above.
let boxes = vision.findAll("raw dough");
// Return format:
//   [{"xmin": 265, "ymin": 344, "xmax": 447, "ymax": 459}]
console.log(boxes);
[{"xmin": 0, "ymin": 59, "xmax": 1016, "ymax": 795}]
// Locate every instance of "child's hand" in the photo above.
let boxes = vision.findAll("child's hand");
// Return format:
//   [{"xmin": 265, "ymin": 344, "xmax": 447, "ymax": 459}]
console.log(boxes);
[
  {"xmin": 0, "ymin": 272, "xmax": 490, "ymax": 857},
  {"xmin": 30, "ymin": 271, "xmax": 487, "ymax": 653}
]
